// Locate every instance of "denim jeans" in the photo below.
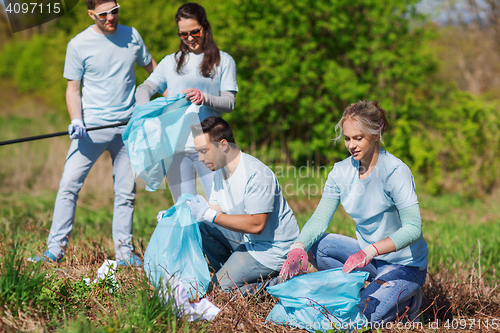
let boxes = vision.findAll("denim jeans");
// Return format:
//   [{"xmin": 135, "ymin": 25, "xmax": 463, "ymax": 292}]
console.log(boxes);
[
  {"xmin": 309, "ymin": 233, "xmax": 427, "ymax": 323},
  {"xmin": 47, "ymin": 126, "xmax": 136, "ymax": 260},
  {"xmin": 166, "ymin": 152, "xmax": 214, "ymax": 202},
  {"xmin": 199, "ymin": 222, "xmax": 279, "ymax": 293}
]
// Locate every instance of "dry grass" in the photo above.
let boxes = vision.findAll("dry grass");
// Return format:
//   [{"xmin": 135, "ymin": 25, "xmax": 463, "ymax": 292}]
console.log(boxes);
[
  {"xmin": 421, "ymin": 250, "xmax": 500, "ymax": 323},
  {"xmin": 3, "ymin": 251, "xmax": 498, "ymax": 333},
  {"xmin": 207, "ymin": 288, "xmax": 301, "ymax": 333}
]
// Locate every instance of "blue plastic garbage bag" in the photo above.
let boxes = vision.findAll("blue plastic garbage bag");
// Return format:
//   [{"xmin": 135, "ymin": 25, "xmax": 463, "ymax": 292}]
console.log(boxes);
[
  {"xmin": 144, "ymin": 194, "xmax": 211, "ymax": 299},
  {"xmin": 122, "ymin": 94, "xmax": 201, "ymax": 191},
  {"xmin": 266, "ymin": 268, "xmax": 369, "ymax": 332}
]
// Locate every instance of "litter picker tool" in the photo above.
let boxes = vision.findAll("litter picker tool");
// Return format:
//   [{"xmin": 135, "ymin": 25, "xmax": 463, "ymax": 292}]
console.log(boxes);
[{"xmin": 0, "ymin": 121, "xmax": 129, "ymax": 146}]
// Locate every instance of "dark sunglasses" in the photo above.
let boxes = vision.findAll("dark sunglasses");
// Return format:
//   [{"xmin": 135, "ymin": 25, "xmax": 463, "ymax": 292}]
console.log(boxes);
[
  {"xmin": 177, "ymin": 28, "xmax": 202, "ymax": 39},
  {"xmin": 92, "ymin": 4, "xmax": 120, "ymax": 20}
]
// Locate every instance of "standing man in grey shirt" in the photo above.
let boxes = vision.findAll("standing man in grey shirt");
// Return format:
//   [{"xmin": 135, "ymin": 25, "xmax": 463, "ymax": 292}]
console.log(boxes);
[{"xmin": 31, "ymin": 0, "xmax": 160, "ymax": 266}]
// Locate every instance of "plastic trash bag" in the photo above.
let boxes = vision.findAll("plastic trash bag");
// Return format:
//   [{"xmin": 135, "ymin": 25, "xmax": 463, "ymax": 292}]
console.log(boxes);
[
  {"xmin": 159, "ymin": 273, "xmax": 220, "ymax": 321},
  {"xmin": 266, "ymin": 268, "xmax": 369, "ymax": 332},
  {"xmin": 83, "ymin": 260, "xmax": 119, "ymax": 294},
  {"xmin": 144, "ymin": 194, "xmax": 211, "ymax": 299},
  {"xmin": 122, "ymin": 94, "xmax": 201, "ymax": 191}
]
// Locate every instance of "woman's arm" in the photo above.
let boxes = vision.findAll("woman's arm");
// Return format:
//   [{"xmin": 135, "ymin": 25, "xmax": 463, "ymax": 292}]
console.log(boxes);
[
  {"xmin": 388, "ymin": 203, "xmax": 422, "ymax": 250},
  {"xmin": 135, "ymin": 80, "xmax": 160, "ymax": 106},
  {"xmin": 371, "ymin": 203, "xmax": 423, "ymax": 254},
  {"xmin": 343, "ymin": 203, "xmax": 422, "ymax": 273},
  {"xmin": 294, "ymin": 196, "xmax": 339, "ymax": 251},
  {"xmin": 183, "ymin": 89, "xmax": 237, "ymax": 113},
  {"xmin": 279, "ymin": 196, "xmax": 339, "ymax": 280},
  {"xmin": 202, "ymin": 91, "xmax": 237, "ymax": 113}
]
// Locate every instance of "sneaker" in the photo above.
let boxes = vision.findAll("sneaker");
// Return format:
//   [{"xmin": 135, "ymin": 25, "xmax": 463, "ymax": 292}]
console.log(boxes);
[
  {"xmin": 117, "ymin": 253, "xmax": 143, "ymax": 267},
  {"xmin": 29, "ymin": 250, "xmax": 62, "ymax": 263},
  {"xmin": 407, "ymin": 290, "xmax": 423, "ymax": 320}
]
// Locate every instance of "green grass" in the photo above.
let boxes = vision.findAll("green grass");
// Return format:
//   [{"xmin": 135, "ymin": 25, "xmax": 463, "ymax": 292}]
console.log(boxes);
[{"xmin": 0, "ymin": 244, "xmax": 206, "ymax": 332}]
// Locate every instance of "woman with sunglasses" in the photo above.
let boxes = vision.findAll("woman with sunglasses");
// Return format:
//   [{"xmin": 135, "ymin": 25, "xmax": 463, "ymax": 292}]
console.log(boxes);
[
  {"xmin": 279, "ymin": 101, "xmax": 428, "ymax": 324},
  {"xmin": 136, "ymin": 3, "xmax": 238, "ymax": 202}
]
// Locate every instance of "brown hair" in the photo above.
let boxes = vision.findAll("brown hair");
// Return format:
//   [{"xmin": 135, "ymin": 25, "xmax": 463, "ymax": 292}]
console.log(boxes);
[
  {"xmin": 175, "ymin": 3, "xmax": 220, "ymax": 78},
  {"xmin": 334, "ymin": 101, "xmax": 389, "ymax": 144},
  {"xmin": 191, "ymin": 116, "xmax": 236, "ymax": 144},
  {"xmin": 85, "ymin": 0, "xmax": 116, "ymax": 10}
]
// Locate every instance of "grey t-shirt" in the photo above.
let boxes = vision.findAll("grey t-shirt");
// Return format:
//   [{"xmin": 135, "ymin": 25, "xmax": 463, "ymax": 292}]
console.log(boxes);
[{"xmin": 209, "ymin": 152, "xmax": 300, "ymax": 270}]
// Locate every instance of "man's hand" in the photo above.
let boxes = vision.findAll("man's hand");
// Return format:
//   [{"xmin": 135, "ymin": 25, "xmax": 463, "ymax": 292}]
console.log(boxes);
[
  {"xmin": 157, "ymin": 210, "xmax": 167, "ymax": 222},
  {"xmin": 186, "ymin": 194, "xmax": 218, "ymax": 223},
  {"xmin": 68, "ymin": 119, "xmax": 87, "ymax": 140},
  {"xmin": 182, "ymin": 88, "xmax": 204, "ymax": 105},
  {"xmin": 342, "ymin": 244, "xmax": 378, "ymax": 273},
  {"xmin": 279, "ymin": 244, "xmax": 309, "ymax": 281}
]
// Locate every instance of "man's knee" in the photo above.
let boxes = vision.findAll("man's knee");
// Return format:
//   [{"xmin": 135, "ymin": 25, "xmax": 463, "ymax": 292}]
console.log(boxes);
[
  {"xmin": 114, "ymin": 190, "xmax": 135, "ymax": 204},
  {"xmin": 198, "ymin": 221, "xmax": 211, "ymax": 237},
  {"xmin": 58, "ymin": 172, "xmax": 84, "ymax": 195},
  {"xmin": 210, "ymin": 270, "xmax": 240, "ymax": 293}
]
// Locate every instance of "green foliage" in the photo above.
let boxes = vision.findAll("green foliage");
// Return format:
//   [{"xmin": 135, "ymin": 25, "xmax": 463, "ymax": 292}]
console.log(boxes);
[
  {"xmin": 0, "ymin": 40, "xmax": 27, "ymax": 77},
  {"xmin": 13, "ymin": 36, "xmax": 47, "ymax": 92},
  {"xmin": 386, "ymin": 87, "xmax": 500, "ymax": 196},
  {"xmin": 209, "ymin": 0, "xmax": 436, "ymax": 163}
]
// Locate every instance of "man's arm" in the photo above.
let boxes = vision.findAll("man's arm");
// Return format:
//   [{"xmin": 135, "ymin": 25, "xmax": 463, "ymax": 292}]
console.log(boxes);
[
  {"xmin": 189, "ymin": 197, "xmax": 269, "ymax": 234},
  {"xmin": 210, "ymin": 203, "xmax": 267, "ymax": 234},
  {"xmin": 214, "ymin": 211, "xmax": 268, "ymax": 235},
  {"xmin": 141, "ymin": 59, "xmax": 157, "ymax": 75},
  {"xmin": 66, "ymin": 80, "xmax": 82, "ymax": 120}
]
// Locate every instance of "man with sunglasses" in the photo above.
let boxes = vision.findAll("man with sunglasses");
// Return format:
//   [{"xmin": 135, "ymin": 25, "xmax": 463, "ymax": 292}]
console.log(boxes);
[{"xmin": 30, "ymin": 0, "xmax": 160, "ymax": 266}]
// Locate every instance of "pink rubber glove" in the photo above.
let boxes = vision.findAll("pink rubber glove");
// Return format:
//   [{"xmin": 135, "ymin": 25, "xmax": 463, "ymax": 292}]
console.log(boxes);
[
  {"xmin": 182, "ymin": 88, "xmax": 205, "ymax": 105},
  {"xmin": 342, "ymin": 244, "xmax": 378, "ymax": 273},
  {"xmin": 279, "ymin": 247, "xmax": 308, "ymax": 281}
]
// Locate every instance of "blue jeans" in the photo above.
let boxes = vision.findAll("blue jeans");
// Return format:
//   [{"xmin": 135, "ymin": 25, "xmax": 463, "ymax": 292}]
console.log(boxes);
[
  {"xmin": 309, "ymin": 233, "xmax": 427, "ymax": 323},
  {"xmin": 47, "ymin": 126, "xmax": 136, "ymax": 260},
  {"xmin": 199, "ymin": 222, "xmax": 279, "ymax": 292},
  {"xmin": 166, "ymin": 152, "xmax": 214, "ymax": 202}
]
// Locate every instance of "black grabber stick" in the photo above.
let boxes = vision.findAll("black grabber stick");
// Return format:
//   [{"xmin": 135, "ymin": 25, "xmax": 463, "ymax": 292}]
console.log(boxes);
[{"xmin": 0, "ymin": 121, "xmax": 129, "ymax": 146}]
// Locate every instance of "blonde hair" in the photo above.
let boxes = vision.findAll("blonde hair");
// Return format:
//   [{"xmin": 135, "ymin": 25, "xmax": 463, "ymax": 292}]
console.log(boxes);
[{"xmin": 334, "ymin": 100, "xmax": 389, "ymax": 144}]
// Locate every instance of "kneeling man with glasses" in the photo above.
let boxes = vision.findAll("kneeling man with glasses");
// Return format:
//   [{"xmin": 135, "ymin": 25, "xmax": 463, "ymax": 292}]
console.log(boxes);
[{"xmin": 186, "ymin": 116, "xmax": 300, "ymax": 292}]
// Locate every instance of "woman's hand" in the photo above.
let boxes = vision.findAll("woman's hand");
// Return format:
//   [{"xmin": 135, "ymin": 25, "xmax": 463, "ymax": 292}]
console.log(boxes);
[
  {"xmin": 279, "ymin": 243, "xmax": 309, "ymax": 281},
  {"xmin": 342, "ymin": 244, "xmax": 378, "ymax": 273},
  {"xmin": 182, "ymin": 88, "xmax": 205, "ymax": 105}
]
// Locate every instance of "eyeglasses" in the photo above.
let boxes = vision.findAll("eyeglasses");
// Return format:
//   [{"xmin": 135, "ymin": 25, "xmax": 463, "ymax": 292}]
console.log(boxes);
[
  {"xmin": 92, "ymin": 4, "xmax": 120, "ymax": 21},
  {"xmin": 177, "ymin": 28, "xmax": 202, "ymax": 39}
]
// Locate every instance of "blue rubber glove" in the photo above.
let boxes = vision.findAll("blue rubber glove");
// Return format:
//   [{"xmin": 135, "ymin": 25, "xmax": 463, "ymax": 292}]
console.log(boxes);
[
  {"xmin": 68, "ymin": 118, "xmax": 87, "ymax": 140},
  {"xmin": 186, "ymin": 194, "xmax": 218, "ymax": 223},
  {"xmin": 157, "ymin": 210, "xmax": 168, "ymax": 222}
]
